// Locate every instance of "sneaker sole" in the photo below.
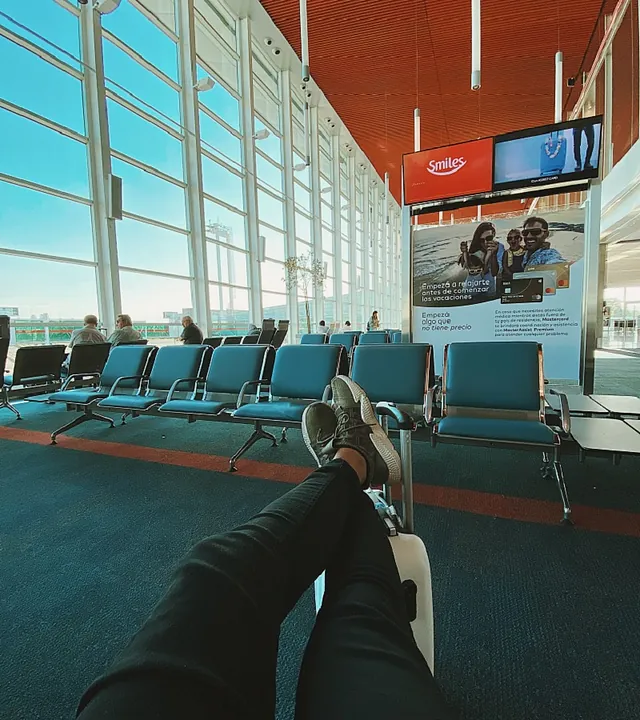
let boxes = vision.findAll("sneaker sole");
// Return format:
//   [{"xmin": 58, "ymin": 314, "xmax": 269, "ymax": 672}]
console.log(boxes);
[{"xmin": 335, "ymin": 376, "xmax": 402, "ymax": 485}]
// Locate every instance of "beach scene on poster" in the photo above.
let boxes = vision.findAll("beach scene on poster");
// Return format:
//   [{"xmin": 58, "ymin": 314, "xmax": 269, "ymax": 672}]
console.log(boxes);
[{"xmin": 412, "ymin": 208, "xmax": 585, "ymax": 380}]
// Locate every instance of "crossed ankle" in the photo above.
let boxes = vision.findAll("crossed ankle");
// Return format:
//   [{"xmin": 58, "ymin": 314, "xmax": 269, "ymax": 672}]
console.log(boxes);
[{"xmin": 334, "ymin": 447, "xmax": 368, "ymax": 486}]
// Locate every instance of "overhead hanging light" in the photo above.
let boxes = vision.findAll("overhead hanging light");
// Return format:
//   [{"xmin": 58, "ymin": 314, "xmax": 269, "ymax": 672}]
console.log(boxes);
[
  {"xmin": 471, "ymin": 0, "xmax": 481, "ymax": 90},
  {"xmin": 555, "ymin": 51, "xmax": 563, "ymax": 122},
  {"xmin": 93, "ymin": 0, "xmax": 122, "ymax": 14},
  {"xmin": 413, "ymin": 108, "xmax": 420, "ymax": 152},
  {"xmin": 300, "ymin": 0, "xmax": 310, "ymax": 82}
]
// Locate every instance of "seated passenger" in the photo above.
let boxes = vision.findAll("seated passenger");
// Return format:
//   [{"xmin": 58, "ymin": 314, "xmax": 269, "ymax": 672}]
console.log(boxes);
[
  {"xmin": 344, "ymin": 320, "xmax": 352, "ymax": 328},
  {"xmin": 318, "ymin": 320, "xmax": 329, "ymax": 335},
  {"xmin": 108, "ymin": 314, "xmax": 142, "ymax": 346},
  {"xmin": 180, "ymin": 315, "xmax": 204, "ymax": 345},
  {"xmin": 247, "ymin": 323, "xmax": 261, "ymax": 336},
  {"xmin": 69, "ymin": 315, "xmax": 106, "ymax": 348}
]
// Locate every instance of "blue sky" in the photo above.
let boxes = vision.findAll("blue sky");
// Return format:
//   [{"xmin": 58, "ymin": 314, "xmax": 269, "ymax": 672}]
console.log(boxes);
[{"xmin": 0, "ymin": 0, "xmax": 303, "ymax": 324}]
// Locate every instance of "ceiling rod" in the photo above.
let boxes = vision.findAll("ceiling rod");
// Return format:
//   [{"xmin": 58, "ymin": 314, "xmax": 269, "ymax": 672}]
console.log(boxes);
[
  {"xmin": 300, "ymin": 0, "xmax": 310, "ymax": 83},
  {"xmin": 471, "ymin": 0, "xmax": 481, "ymax": 90},
  {"xmin": 413, "ymin": 108, "xmax": 420, "ymax": 152},
  {"xmin": 555, "ymin": 51, "xmax": 563, "ymax": 122}
]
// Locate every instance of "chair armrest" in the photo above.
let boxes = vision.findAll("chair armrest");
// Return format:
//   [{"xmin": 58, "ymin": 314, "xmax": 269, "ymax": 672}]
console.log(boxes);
[
  {"xmin": 549, "ymin": 389, "xmax": 571, "ymax": 436},
  {"xmin": 425, "ymin": 383, "xmax": 440, "ymax": 425},
  {"xmin": 166, "ymin": 377, "xmax": 200, "ymax": 402},
  {"xmin": 107, "ymin": 375, "xmax": 144, "ymax": 397},
  {"xmin": 61, "ymin": 372, "xmax": 101, "ymax": 391},
  {"xmin": 375, "ymin": 402, "xmax": 416, "ymax": 431},
  {"xmin": 237, "ymin": 379, "xmax": 268, "ymax": 408},
  {"xmin": 322, "ymin": 384, "xmax": 331, "ymax": 403}
]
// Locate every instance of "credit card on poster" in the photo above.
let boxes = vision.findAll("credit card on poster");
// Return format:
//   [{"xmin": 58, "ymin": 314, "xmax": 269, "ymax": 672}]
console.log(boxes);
[
  {"xmin": 501, "ymin": 278, "xmax": 544, "ymax": 303},
  {"xmin": 513, "ymin": 270, "xmax": 557, "ymax": 295},
  {"xmin": 526, "ymin": 262, "xmax": 571, "ymax": 289}
]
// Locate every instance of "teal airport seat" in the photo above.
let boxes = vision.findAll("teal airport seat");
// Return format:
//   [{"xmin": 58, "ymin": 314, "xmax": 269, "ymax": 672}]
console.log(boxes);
[
  {"xmin": 98, "ymin": 345, "xmax": 209, "ymax": 420},
  {"xmin": 0, "ymin": 337, "xmax": 19, "ymax": 419},
  {"xmin": 359, "ymin": 331, "xmax": 389, "ymax": 344},
  {"xmin": 432, "ymin": 341, "xmax": 571, "ymax": 522},
  {"xmin": 230, "ymin": 344, "xmax": 344, "ymax": 471},
  {"xmin": 158, "ymin": 344, "xmax": 275, "ymax": 418},
  {"xmin": 391, "ymin": 331, "xmax": 403, "ymax": 343},
  {"xmin": 48, "ymin": 344, "xmax": 156, "ymax": 443},
  {"xmin": 329, "ymin": 332, "xmax": 358, "ymax": 350},
  {"xmin": 349, "ymin": 343, "xmax": 435, "ymax": 528},
  {"xmin": 300, "ymin": 333, "xmax": 327, "ymax": 345}
]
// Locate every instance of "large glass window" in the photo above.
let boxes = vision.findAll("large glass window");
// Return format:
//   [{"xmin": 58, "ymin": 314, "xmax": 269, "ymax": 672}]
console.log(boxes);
[
  {"xmin": 116, "ymin": 218, "xmax": 190, "ymax": 276},
  {"xmin": 0, "ymin": 109, "xmax": 89, "ymax": 197},
  {"xmin": 120, "ymin": 270, "xmax": 193, "ymax": 323},
  {"xmin": 0, "ymin": 182, "xmax": 93, "ymax": 262},
  {"xmin": 204, "ymin": 198, "xmax": 246, "ymax": 249},
  {"xmin": 201, "ymin": 156, "xmax": 244, "ymax": 210}
]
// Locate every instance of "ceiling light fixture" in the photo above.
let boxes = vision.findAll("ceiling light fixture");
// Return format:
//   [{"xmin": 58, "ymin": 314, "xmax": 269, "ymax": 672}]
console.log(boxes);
[
  {"xmin": 93, "ymin": 0, "xmax": 122, "ymax": 13},
  {"xmin": 253, "ymin": 128, "xmax": 271, "ymax": 140},
  {"xmin": 300, "ymin": 0, "xmax": 310, "ymax": 82},
  {"xmin": 194, "ymin": 77, "xmax": 215, "ymax": 92},
  {"xmin": 471, "ymin": 0, "xmax": 481, "ymax": 90},
  {"xmin": 555, "ymin": 51, "xmax": 563, "ymax": 122}
]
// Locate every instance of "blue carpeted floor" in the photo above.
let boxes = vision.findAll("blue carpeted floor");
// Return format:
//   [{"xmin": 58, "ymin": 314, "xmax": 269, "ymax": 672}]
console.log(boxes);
[{"xmin": 1, "ymin": 391, "xmax": 640, "ymax": 719}]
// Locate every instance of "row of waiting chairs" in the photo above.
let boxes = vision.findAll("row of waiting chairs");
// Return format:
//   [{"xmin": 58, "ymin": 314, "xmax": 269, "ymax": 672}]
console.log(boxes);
[
  {"xmin": 40, "ymin": 339, "xmax": 571, "ymax": 522},
  {"xmin": 301, "ymin": 330, "xmax": 402, "ymax": 347}
]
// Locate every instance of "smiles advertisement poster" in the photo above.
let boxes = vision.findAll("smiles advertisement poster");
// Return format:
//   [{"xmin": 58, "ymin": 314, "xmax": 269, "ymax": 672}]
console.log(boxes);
[{"xmin": 411, "ymin": 208, "xmax": 585, "ymax": 380}]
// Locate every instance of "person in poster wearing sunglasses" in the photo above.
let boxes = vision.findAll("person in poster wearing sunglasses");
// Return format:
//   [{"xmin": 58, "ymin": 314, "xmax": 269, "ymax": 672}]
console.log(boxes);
[{"xmin": 521, "ymin": 216, "xmax": 565, "ymax": 267}]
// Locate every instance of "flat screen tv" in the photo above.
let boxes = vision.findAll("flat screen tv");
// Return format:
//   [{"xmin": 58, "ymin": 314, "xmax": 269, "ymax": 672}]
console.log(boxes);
[{"xmin": 493, "ymin": 116, "xmax": 602, "ymax": 191}]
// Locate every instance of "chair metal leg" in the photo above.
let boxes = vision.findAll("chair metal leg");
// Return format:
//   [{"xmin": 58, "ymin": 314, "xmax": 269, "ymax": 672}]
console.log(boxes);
[
  {"xmin": 1, "ymin": 390, "xmax": 21, "ymax": 420},
  {"xmin": 229, "ymin": 422, "xmax": 277, "ymax": 472},
  {"xmin": 399, "ymin": 428, "xmax": 414, "ymax": 533},
  {"xmin": 51, "ymin": 410, "xmax": 116, "ymax": 444},
  {"xmin": 540, "ymin": 451, "xmax": 553, "ymax": 478},
  {"xmin": 121, "ymin": 411, "xmax": 130, "ymax": 425},
  {"xmin": 280, "ymin": 427, "xmax": 288, "ymax": 443},
  {"xmin": 553, "ymin": 447, "xmax": 572, "ymax": 525}
]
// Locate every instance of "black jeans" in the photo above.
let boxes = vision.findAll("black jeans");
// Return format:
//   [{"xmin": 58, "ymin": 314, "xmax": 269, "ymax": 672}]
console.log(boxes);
[{"xmin": 77, "ymin": 460, "xmax": 455, "ymax": 719}]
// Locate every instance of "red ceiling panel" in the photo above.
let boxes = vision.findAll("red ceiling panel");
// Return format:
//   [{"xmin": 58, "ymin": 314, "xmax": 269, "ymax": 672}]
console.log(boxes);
[{"xmin": 260, "ymin": 0, "xmax": 616, "ymax": 202}]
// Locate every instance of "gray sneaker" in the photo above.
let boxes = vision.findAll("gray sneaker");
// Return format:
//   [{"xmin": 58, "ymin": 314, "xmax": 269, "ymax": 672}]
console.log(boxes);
[
  {"xmin": 302, "ymin": 402, "xmax": 339, "ymax": 467},
  {"xmin": 330, "ymin": 376, "xmax": 402, "ymax": 487}
]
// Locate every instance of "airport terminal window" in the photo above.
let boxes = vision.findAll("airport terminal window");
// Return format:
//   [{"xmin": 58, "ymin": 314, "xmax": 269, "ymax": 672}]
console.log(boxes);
[
  {"xmin": 262, "ymin": 291, "xmax": 288, "ymax": 321},
  {"xmin": 256, "ymin": 152, "xmax": 284, "ymax": 194},
  {"xmin": 294, "ymin": 183, "xmax": 311, "ymax": 213},
  {"xmin": 1, "ymin": 255, "xmax": 98, "ymax": 322},
  {"xmin": 102, "ymin": 37, "xmax": 180, "ymax": 127},
  {"xmin": 195, "ymin": 6, "xmax": 239, "ymax": 92},
  {"xmin": 0, "ymin": 182, "xmax": 93, "ymax": 262},
  {"xmin": 209, "ymin": 284, "xmax": 249, "ymax": 333},
  {"xmin": 293, "ymin": 153, "xmax": 310, "ymax": 187},
  {"xmin": 254, "ymin": 117, "xmax": 282, "ymax": 164},
  {"xmin": 201, "ymin": 155, "xmax": 244, "ymax": 211},
  {"xmin": 112, "ymin": 157, "xmax": 186, "ymax": 229},
  {"xmin": 0, "ymin": 1, "xmax": 81, "ymax": 70},
  {"xmin": 0, "ymin": 39, "xmax": 85, "ymax": 135},
  {"xmin": 261, "ymin": 260, "xmax": 287, "ymax": 294},
  {"xmin": 196, "ymin": 65, "xmax": 240, "ymax": 130},
  {"xmin": 322, "ymin": 227, "xmax": 334, "ymax": 254},
  {"xmin": 0, "ymin": 109, "xmax": 89, "ymax": 198},
  {"xmin": 116, "ymin": 217, "xmax": 190, "ymax": 277},
  {"xmin": 257, "ymin": 189, "xmax": 285, "ymax": 230},
  {"xmin": 107, "ymin": 99, "xmax": 184, "ymax": 180},
  {"xmin": 195, "ymin": 0, "xmax": 237, "ymax": 55},
  {"xmin": 120, "ymin": 270, "xmax": 193, "ymax": 325},
  {"xmin": 199, "ymin": 110, "xmax": 243, "ymax": 168},
  {"xmin": 136, "ymin": 0, "xmax": 177, "ymax": 35},
  {"xmin": 204, "ymin": 198, "xmax": 247, "ymax": 250},
  {"xmin": 101, "ymin": 0, "xmax": 179, "ymax": 82},
  {"xmin": 295, "ymin": 211, "xmax": 311, "ymax": 244},
  {"xmin": 260, "ymin": 224, "xmax": 285, "ymax": 262}
]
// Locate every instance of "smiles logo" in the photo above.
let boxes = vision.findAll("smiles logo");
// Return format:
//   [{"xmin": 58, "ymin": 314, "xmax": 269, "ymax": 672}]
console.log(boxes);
[{"xmin": 427, "ymin": 157, "xmax": 467, "ymax": 176}]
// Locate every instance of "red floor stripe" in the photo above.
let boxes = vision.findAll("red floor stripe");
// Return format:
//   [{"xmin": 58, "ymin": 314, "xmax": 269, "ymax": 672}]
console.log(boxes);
[{"xmin": 1, "ymin": 425, "xmax": 639, "ymax": 538}]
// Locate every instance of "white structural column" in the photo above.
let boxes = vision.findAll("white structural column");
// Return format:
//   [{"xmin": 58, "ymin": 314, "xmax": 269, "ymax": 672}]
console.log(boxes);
[
  {"xmin": 400, "ymin": 204, "xmax": 412, "ymax": 340},
  {"xmin": 281, "ymin": 70, "xmax": 300, "ymax": 336},
  {"xmin": 79, "ymin": 5, "xmax": 120, "ymax": 331},
  {"xmin": 176, "ymin": 0, "xmax": 211, "ymax": 333},
  {"xmin": 331, "ymin": 134, "xmax": 343, "ymax": 323},
  {"xmin": 361, "ymin": 167, "xmax": 370, "ymax": 317},
  {"xmin": 309, "ymin": 104, "xmax": 324, "ymax": 324},
  {"xmin": 238, "ymin": 17, "xmax": 263, "ymax": 326},
  {"xmin": 348, "ymin": 154, "xmax": 358, "ymax": 322},
  {"xmin": 371, "ymin": 179, "xmax": 380, "ymax": 307},
  {"xmin": 581, "ymin": 180, "xmax": 602, "ymax": 394}
]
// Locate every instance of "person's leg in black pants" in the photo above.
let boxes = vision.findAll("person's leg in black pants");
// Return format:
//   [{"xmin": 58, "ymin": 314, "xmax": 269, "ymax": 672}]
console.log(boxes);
[
  {"xmin": 583, "ymin": 122, "xmax": 595, "ymax": 167},
  {"xmin": 76, "ymin": 459, "xmax": 366, "ymax": 720},
  {"xmin": 295, "ymin": 489, "xmax": 454, "ymax": 720},
  {"xmin": 573, "ymin": 127, "xmax": 583, "ymax": 169},
  {"xmin": 76, "ymin": 377, "xmax": 453, "ymax": 720}
]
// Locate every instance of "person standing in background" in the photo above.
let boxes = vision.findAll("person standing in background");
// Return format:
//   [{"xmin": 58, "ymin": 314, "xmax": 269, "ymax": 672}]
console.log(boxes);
[
  {"xmin": 68, "ymin": 315, "xmax": 106, "ymax": 348},
  {"xmin": 367, "ymin": 311, "xmax": 380, "ymax": 331},
  {"xmin": 180, "ymin": 316, "xmax": 204, "ymax": 345},
  {"xmin": 108, "ymin": 314, "xmax": 142, "ymax": 346}
]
